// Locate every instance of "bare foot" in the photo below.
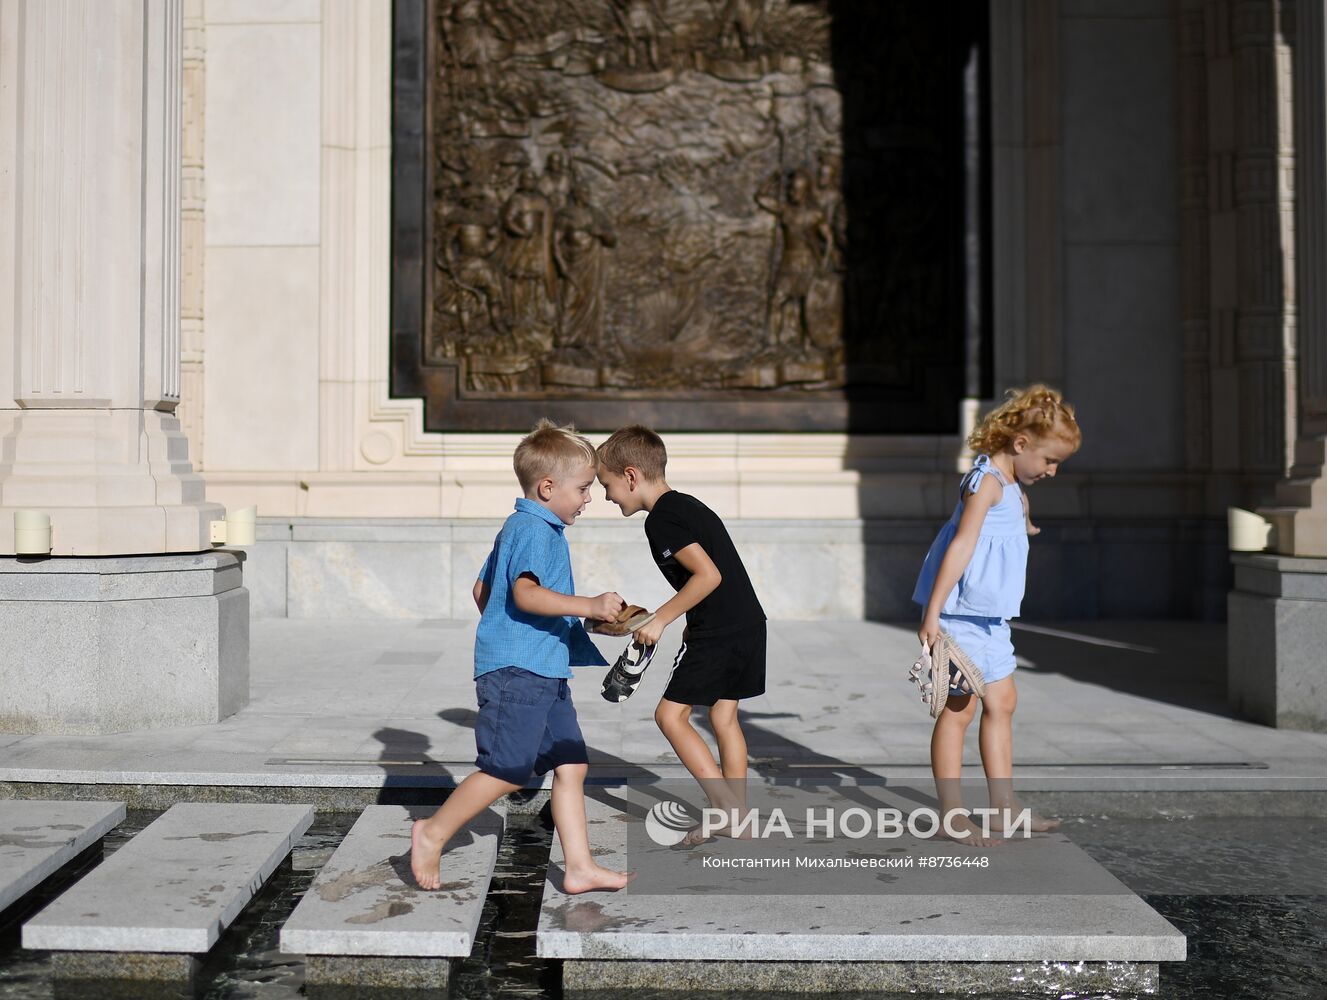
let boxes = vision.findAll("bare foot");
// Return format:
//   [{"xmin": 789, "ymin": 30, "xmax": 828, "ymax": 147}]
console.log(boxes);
[
  {"xmin": 410, "ymin": 819, "xmax": 445, "ymax": 890},
  {"xmin": 992, "ymin": 811, "xmax": 1061, "ymax": 834},
  {"xmin": 936, "ymin": 814, "xmax": 1003, "ymax": 847},
  {"xmin": 563, "ymin": 863, "xmax": 633, "ymax": 894},
  {"xmin": 680, "ymin": 819, "xmax": 753, "ymax": 847}
]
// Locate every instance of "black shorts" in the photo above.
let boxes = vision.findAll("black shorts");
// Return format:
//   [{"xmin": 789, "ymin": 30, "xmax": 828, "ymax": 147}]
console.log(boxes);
[{"xmin": 662, "ymin": 621, "xmax": 766, "ymax": 707}]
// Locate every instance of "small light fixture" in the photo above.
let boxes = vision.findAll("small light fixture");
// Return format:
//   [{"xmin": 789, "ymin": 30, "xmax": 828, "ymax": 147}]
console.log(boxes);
[
  {"xmin": 14, "ymin": 511, "xmax": 51, "ymax": 555},
  {"xmin": 211, "ymin": 505, "xmax": 257, "ymax": 547},
  {"xmin": 1228, "ymin": 507, "xmax": 1272, "ymax": 552},
  {"xmin": 226, "ymin": 506, "xmax": 257, "ymax": 546}
]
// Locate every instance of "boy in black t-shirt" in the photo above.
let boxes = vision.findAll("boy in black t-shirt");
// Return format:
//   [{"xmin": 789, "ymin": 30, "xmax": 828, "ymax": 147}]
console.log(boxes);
[{"xmin": 596, "ymin": 425, "xmax": 766, "ymax": 841}]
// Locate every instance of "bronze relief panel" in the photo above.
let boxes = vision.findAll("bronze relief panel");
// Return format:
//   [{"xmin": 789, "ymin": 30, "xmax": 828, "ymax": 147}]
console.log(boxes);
[{"xmin": 393, "ymin": 0, "xmax": 982, "ymax": 431}]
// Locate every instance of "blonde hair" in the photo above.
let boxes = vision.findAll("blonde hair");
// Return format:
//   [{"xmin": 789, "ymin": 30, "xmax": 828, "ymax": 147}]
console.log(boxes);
[
  {"xmin": 968, "ymin": 384, "xmax": 1081, "ymax": 455},
  {"xmin": 596, "ymin": 425, "xmax": 667, "ymax": 481},
  {"xmin": 513, "ymin": 419, "xmax": 597, "ymax": 492}
]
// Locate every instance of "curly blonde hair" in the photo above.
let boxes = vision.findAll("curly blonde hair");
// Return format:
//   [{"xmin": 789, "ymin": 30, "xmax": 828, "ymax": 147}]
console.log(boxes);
[{"xmin": 968, "ymin": 384, "xmax": 1081, "ymax": 455}]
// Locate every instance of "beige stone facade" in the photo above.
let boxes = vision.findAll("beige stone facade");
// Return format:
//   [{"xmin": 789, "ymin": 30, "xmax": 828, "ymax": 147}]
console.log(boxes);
[{"xmin": 3, "ymin": 0, "xmax": 1326, "ymax": 595}]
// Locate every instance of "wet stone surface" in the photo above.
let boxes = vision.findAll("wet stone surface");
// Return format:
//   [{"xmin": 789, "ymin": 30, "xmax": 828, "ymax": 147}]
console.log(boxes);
[
  {"xmin": 281, "ymin": 804, "xmax": 504, "ymax": 967},
  {"xmin": 23, "ymin": 804, "xmax": 314, "ymax": 954},
  {"xmin": 0, "ymin": 802, "xmax": 125, "ymax": 912},
  {"xmin": 0, "ymin": 808, "xmax": 1325, "ymax": 998}
]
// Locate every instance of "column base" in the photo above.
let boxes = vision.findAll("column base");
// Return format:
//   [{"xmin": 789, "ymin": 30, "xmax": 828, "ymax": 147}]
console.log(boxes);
[
  {"xmin": 1229, "ymin": 553, "xmax": 1327, "ymax": 731},
  {"xmin": 0, "ymin": 552, "xmax": 249, "ymax": 734}
]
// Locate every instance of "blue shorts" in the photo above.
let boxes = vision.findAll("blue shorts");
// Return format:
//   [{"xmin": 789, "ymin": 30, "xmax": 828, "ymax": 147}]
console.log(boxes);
[
  {"xmin": 939, "ymin": 614, "xmax": 1017, "ymax": 691},
  {"xmin": 473, "ymin": 666, "xmax": 588, "ymax": 784}
]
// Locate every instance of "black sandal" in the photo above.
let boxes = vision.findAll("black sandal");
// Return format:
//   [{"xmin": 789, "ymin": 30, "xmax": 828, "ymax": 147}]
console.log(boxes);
[{"xmin": 601, "ymin": 641, "xmax": 657, "ymax": 703}]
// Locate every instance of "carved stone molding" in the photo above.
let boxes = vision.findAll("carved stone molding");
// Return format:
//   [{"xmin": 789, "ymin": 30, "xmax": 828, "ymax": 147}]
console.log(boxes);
[{"xmin": 179, "ymin": 0, "xmax": 206, "ymax": 465}]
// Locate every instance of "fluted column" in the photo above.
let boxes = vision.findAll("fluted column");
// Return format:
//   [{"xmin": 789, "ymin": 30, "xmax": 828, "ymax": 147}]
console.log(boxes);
[
  {"xmin": 0, "ymin": 0, "xmax": 222, "ymax": 555},
  {"xmin": 1262, "ymin": 0, "xmax": 1327, "ymax": 555},
  {"xmin": 1231, "ymin": 0, "xmax": 1297, "ymax": 478}
]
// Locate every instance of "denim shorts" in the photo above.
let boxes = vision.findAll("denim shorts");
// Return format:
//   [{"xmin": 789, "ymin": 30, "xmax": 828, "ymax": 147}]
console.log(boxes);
[{"xmin": 473, "ymin": 666, "xmax": 588, "ymax": 784}]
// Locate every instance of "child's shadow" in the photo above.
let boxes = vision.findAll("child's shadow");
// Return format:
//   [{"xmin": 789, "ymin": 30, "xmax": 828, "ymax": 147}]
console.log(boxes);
[{"xmin": 371, "ymin": 725, "xmax": 454, "ymax": 805}]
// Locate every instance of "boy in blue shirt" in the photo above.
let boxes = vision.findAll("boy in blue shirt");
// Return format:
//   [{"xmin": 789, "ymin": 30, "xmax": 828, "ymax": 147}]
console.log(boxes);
[{"xmin": 410, "ymin": 420, "xmax": 631, "ymax": 893}]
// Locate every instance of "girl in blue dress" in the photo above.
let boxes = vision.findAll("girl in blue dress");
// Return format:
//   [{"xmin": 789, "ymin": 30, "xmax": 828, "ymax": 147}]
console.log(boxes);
[{"xmin": 914, "ymin": 385, "xmax": 1081, "ymax": 845}]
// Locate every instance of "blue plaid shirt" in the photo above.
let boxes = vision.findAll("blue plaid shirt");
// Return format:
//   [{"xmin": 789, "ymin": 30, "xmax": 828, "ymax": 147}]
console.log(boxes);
[{"xmin": 473, "ymin": 498, "xmax": 607, "ymax": 679}]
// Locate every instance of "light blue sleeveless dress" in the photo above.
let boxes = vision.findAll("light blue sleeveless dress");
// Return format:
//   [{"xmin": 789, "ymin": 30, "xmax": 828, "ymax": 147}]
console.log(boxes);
[{"xmin": 911, "ymin": 455, "xmax": 1029, "ymax": 686}]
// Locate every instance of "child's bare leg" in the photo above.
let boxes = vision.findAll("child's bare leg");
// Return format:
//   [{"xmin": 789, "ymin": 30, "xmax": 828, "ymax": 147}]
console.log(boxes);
[
  {"xmin": 708, "ymin": 699, "xmax": 748, "ymax": 810},
  {"xmin": 411, "ymin": 770, "xmax": 521, "ymax": 890},
  {"xmin": 932, "ymin": 693, "xmax": 999, "ymax": 846},
  {"xmin": 655, "ymin": 698, "xmax": 743, "ymax": 842},
  {"xmin": 550, "ymin": 762, "xmax": 630, "ymax": 893},
  {"xmin": 978, "ymin": 676, "xmax": 1059, "ymax": 833}
]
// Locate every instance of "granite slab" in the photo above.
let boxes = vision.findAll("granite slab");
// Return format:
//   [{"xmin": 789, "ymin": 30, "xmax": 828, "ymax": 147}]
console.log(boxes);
[
  {"xmin": 22, "ymin": 803, "xmax": 314, "ymax": 953},
  {"xmin": 0, "ymin": 800, "xmax": 126, "ymax": 910},
  {"xmin": 281, "ymin": 804, "xmax": 503, "ymax": 959},
  {"xmin": 537, "ymin": 795, "xmax": 1187, "ymax": 965}
]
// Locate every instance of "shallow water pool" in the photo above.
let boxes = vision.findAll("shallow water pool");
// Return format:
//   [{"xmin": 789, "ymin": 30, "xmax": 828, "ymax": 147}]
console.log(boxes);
[{"xmin": 0, "ymin": 811, "xmax": 1323, "ymax": 999}]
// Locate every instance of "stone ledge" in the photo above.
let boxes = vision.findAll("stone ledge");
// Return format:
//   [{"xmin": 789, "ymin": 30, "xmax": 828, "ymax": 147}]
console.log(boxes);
[
  {"xmin": 561, "ymin": 958, "xmax": 1160, "ymax": 994},
  {"xmin": 0, "ymin": 551, "xmax": 244, "ymax": 602},
  {"xmin": 1232, "ymin": 552, "xmax": 1327, "ymax": 600}
]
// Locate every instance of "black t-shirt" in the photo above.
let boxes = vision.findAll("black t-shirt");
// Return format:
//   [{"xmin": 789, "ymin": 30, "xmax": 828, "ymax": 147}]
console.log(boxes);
[{"xmin": 644, "ymin": 491, "xmax": 765, "ymax": 637}]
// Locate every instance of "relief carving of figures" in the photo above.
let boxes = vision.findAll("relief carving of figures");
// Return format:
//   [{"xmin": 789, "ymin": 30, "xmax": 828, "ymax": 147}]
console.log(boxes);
[
  {"xmin": 756, "ymin": 167, "xmax": 832, "ymax": 353},
  {"xmin": 808, "ymin": 150, "xmax": 845, "ymax": 352},
  {"xmin": 501, "ymin": 168, "xmax": 558, "ymax": 340},
  {"xmin": 441, "ymin": 0, "xmax": 511, "ymax": 106},
  {"xmin": 612, "ymin": 0, "xmax": 666, "ymax": 70},
  {"xmin": 440, "ymin": 183, "xmax": 507, "ymax": 343},
  {"xmin": 538, "ymin": 151, "xmax": 574, "ymax": 212},
  {"xmin": 553, "ymin": 186, "xmax": 617, "ymax": 352},
  {"xmin": 718, "ymin": 0, "xmax": 768, "ymax": 57}
]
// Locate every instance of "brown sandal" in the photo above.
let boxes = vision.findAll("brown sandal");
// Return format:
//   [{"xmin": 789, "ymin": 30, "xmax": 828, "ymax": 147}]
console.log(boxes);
[{"xmin": 587, "ymin": 604, "xmax": 657, "ymax": 636}]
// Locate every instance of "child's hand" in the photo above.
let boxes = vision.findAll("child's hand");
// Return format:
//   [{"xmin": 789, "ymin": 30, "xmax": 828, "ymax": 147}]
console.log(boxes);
[
  {"xmin": 917, "ymin": 617, "xmax": 941, "ymax": 651},
  {"xmin": 635, "ymin": 616, "xmax": 666, "ymax": 647},
  {"xmin": 587, "ymin": 592, "xmax": 625, "ymax": 622},
  {"xmin": 1021, "ymin": 492, "xmax": 1041, "ymax": 536}
]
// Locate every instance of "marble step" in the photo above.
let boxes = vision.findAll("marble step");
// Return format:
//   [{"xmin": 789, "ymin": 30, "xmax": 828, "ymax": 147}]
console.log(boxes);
[
  {"xmin": 0, "ymin": 801, "xmax": 126, "ymax": 911},
  {"xmin": 23, "ymin": 802, "xmax": 313, "ymax": 955},
  {"xmin": 281, "ymin": 804, "xmax": 504, "ymax": 989},
  {"xmin": 537, "ymin": 792, "xmax": 1187, "ymax": 993}
]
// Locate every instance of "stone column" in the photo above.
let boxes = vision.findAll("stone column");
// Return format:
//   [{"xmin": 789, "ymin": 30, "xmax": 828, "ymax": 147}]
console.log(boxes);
[
  {"xmin": 0, "ymin": 0, "xmax": 222, "ymax": 555},
  {"xmin": 1229, "ymin": 0, "xmax": 1327, "ymax": 731},
  {"xmin": 0, "ymin": 0, "xmax": 247, "ymax": 734}
]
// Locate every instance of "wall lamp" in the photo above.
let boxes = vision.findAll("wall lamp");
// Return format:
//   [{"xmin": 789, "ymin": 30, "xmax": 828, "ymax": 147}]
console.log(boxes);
[
  {"xmin": 14, "ymin": 511, "xmax": 51, "ymax": 555},
  {"xmin": 210, "ymin": 506, "xmax": 257, "ymax": 547},
  {"xmin": 1228, "ymin": 507, "xmax": 1274, "ymax": 552}
]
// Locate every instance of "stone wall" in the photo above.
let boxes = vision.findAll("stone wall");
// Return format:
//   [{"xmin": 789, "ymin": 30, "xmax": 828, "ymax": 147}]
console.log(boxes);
[
  {"xmin": 245, "ymin": 515, "xmax": 1227, "ymax": 622},
  {"xmin": 191, "ymin": 0, "xmax": 1231, "ymax": 619}
]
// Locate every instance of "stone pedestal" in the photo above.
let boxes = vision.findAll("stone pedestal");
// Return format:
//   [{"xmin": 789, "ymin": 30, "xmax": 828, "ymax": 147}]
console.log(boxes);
[
  {"xmin": 0, "ymin": 553, "xmax": 248, "ymax": 734},
  {"xmin": 1228, "ymin": 554, "xmax": 1327, "ymax": 732}
]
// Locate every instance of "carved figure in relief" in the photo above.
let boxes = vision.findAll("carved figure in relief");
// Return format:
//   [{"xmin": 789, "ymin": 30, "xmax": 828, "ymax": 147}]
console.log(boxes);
[
  {"xmin": 442, "ymin": 0, "xmax": 511, "ymax": 106},
  {"xmin": 539, "ymin": 151, "xmax": 574, "ymax": 212},
  {"xmin": 441, "ymin": 184, "xmax": 507, "ymax": 340},
  {"xmin": 756, "ymin": 168, "xmax": 832, "ymax": 351},
  {"xmin": 501, "ymin": 168, "xmax": 558, "ymax": 330},
  {"xmin": 814, "ymin": 152, "xmax": 846, "ymax": 271},
  {"xmin": 553, "ymin": 186, "xmax": 617, "ymax": 350},
  {"xmin": 809, "ymin": 152, "xmax": 846, "ymax": 350},
  {"xmin": 718, "ymin": 0, "xmax": 768, "ymax": 57},
  {"xmin": 612, "ymin": 0, "xmax": 666, "ymax": 70}
]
